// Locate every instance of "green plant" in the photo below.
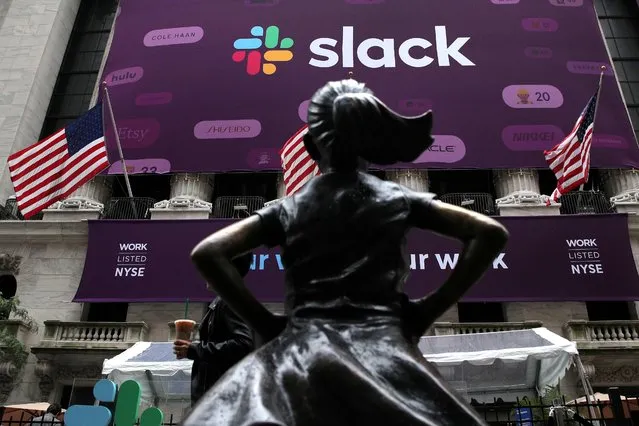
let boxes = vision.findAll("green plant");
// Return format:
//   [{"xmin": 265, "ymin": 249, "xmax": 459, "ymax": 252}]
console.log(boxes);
[
  {"xmin": 512, "ymin": 385, "xmax": 563, "ymax": 421},
  {"xmin": 0, "ymin": 295, "xmax": 37, "ymax": 372}
]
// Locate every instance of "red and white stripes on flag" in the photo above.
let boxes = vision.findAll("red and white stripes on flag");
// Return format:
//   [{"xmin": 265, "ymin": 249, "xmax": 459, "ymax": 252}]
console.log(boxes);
[
  {"xmin": 280, "ymin": 125, "xmax": 320, "ymax": 195},
  {"xmin": 544, "ymin": 89, "xmax": 599, "ymax": 203},
  {"xmin": 8, "ymin": 103, "xmax": 110, "ymax": 219}
]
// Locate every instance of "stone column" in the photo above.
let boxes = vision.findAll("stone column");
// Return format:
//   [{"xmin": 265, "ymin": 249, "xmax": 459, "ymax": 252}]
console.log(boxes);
[
  {"xmin": 42, "ymin": 176, "xmax": 113, "ymax": 221},
  {"xmin": 494, "ymin": 169, "xmax": 559, "ymax": 216},
  {"xmin": 150, "ymin": 173, "xmax": 214, "ymax": 219},
  {"xmin": 601, "ymin": 169, "xmax": 639, "ymax": 214},
  {"xmin": 386, "ymin": 170, "xmax": 429, "ymax": 192},
  {"xmin": 276, "ymin": 173, "xmax": 286, "ymax": 199},
  {"xmin": 263, "ymin": 174, "xmax": 286, "ymax": 208},
  {"xmin": 0, "ymin": 0, "xmax": 83, "ymax": 204},
  {"xmin": 602, "ymin": 169, "xmax": 639, "ymax": 316}
]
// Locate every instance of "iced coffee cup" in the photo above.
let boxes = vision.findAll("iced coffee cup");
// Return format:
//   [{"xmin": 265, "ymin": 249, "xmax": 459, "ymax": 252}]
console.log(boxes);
[{"xmin": 174, "ymin": 319, "xmax": 196, "ymax": 341}]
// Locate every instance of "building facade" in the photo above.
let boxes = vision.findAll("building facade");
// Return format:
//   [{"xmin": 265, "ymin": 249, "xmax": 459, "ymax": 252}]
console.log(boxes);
[{"xmin": 1, "ymin": 0, "xmax": 639, "ymax": 418}]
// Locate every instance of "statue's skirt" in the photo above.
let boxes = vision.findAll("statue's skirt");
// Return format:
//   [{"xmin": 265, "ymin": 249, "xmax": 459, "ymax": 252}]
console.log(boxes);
[{"xmin": 182, "ymin": 304, "xmax": 488, "ymax": 426}]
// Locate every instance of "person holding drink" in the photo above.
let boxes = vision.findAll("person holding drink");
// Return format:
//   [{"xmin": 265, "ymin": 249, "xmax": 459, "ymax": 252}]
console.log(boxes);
[{"xmin": 173, "ymin": 252, "xmax": 255, "ymax": 405}]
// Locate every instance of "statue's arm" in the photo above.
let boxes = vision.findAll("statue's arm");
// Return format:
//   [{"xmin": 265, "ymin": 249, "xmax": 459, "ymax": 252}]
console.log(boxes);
[
  {"xmin": 190, "ymin": 216, "xmax": 278, "ymax": 339},
  {"xmin": 405, "ymin": 190, "xmax": 509, "ymax": 335}
]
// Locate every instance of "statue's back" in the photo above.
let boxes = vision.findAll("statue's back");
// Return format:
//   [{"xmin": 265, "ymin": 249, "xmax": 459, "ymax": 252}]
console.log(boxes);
[{"xmin": 269, "ymin": 171, "xmax": 415, "ymax": 310}]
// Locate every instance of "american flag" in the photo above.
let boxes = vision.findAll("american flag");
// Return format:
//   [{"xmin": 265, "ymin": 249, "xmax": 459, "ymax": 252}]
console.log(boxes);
[
  {"xmin": 544, "ymin": 89, "xmax": 599, "ymax": 203},
  {"xmin": 280, "ymin": 124, "xmax": 320, "ymax": 195},
  {"xmin": 8, "ymin": 103, "xmax": 110, "ymax": 219}
]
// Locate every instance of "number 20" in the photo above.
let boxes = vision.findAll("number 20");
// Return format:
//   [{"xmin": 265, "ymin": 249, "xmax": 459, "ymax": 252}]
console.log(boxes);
[{"xmin": 535, "ymin": 92, "xmax": 551, "ymax": 102}]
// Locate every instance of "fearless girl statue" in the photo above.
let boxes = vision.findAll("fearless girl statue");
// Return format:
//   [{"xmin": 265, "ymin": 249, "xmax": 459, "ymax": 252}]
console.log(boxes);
[{"xmin": 183, "ymin": 78, "xmax": 509, "ymax": 426}]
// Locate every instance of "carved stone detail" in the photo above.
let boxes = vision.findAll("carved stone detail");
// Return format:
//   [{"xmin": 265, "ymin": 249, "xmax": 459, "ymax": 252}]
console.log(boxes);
[
  {"xmin": 35, "ymin": 360, "xmax": 56, "ymax": 401},
  {"xmin": 0, "ymin": 254, "xmax": 22, "ymax": 275},
  {"xmin": 591, "ymin": 365, "xmax": 639, "ymax": 385},
  {"xmin": 0, "ymin": 361, "xmax": 18, "ymax": 403},
  {"xmin": 582, "ymin": 363, "xmax": 596, "ymax": 380},
  {"xmin": 56, "ymin": 364, "xmax": 102, "ymax": 380},
  {"xmin": 494, "ymin": 169, "xmax": 551, "ymax": 206},
  {"xmin": 0, "ymin": 362, "xmax": 17, "ymax": 379},
  {"xmin": 153, "ymin": 173, "xmax": 214, "ymax": 211},
  {"xmin": 386, "ymin": 170, "xmax": 429, "ymax": 192},
  {"xmin": 38, "ymin": 378, "xmax": 55, "ymax": 402},
  {"xmin": 0, "ymin": 380, "xmax": 13, "ymax": 404},
  {"xmin": 601, "ymin": 169, "xmax": 639, "ymax": 202},
  {"xmin": 49, "ymin": 176, "xmax": 112, "ymax": 211}
]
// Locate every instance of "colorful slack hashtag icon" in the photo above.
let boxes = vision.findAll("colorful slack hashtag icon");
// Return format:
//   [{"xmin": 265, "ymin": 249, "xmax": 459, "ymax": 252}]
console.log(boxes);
[{"xmin": 232, "ymin": 25, "xmax": 294, "ymax": 76}]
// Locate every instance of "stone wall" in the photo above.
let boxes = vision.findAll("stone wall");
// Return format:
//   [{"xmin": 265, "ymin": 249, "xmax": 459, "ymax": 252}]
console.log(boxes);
[
  {"xmin": 0, "ymin": 0, "xmax": 81, "ymax": 203},
  {"xmin": 0, "ymin": 221, "xmax": 87, "ymax": 402}
]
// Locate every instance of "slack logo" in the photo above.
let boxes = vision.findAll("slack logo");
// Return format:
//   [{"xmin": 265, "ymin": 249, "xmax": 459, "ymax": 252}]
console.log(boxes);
[
  {"xmin": 232, "ymin": 25, "xmax": 294, "ymax": 75},
  {"xmin": 232, "ymin": 25, "xmax": 475, "ymax": 73},
  {"xmin": 65, "ymin": 379, "xmax": 164, "ymax": 426},
  {"xmin": 310, "ymin": 26, "xmax": 475, "ymax": 68}
]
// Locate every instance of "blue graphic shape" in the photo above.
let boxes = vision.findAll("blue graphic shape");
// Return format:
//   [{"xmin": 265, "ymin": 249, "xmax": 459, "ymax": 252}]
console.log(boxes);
[
  {"xmin": 250, "ymin": 26, "xmax": 264, "ymax": 37},
  {"xmin": 514, "ymin": 407, "xmax": 533, "ymax": 426},
  {"xmin": 93, "ymin": 379, "xmax": 117, "ymax": 402},
  {"xmin": 65, "ymin": 405, "xmax": 112, "ymax": 426},
  {"xmin": 233, "ymin": 38, "xmax": 262, "ymax": 49}
]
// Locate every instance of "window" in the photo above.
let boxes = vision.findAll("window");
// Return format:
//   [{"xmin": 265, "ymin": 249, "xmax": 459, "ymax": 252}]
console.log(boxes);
[
  {"xmin": 586, "ymin": 301, "xmax": 633, "ymax": 320},
  {"xmin": 538, "ymin": 169, "xmax": 602, "ymax": 195},
  {"xmin": 458, "ymin": 302, "xmax": 505, "ymax": 323},
  {"xmin": 0, "ymin": 275, "xmax": 17, "ymax": 320},
  {"xmin": 83, "ymin": 302, "xmax": 129, "ymax": 322},
  {"xmin": 59, "ymin": 384, "xmax": 96, "ymax": 409},
  {"xmin": 428, "ymin": 170, "xmax": 495, "ymax": 196},
  {"xmin": 111, "ymin": 175, "xmax": 171, "ymax": 202},
  {"xmin": 595, "ymin": 0, "xmax": 639, "ymax": 141},
  {"xmin": 212, "ymin": 173, "xmax": 277, "ymax": 200},
  {"xmin": 40, "ymin": 0, "xmax": 119, "ymax": 138}
]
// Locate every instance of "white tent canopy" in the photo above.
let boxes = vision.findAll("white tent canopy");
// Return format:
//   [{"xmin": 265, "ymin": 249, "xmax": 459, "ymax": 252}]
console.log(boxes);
[
  {"xmin": 419, "ymin": 327, "xmax": 578, "ymax": 402},
  {"xmin": 104, "ymin": 328, "xmax": 578, "ymax": 406},
  {"xmin": 103, "ymin": 342, "xmax": 192, "ymax": 405}
]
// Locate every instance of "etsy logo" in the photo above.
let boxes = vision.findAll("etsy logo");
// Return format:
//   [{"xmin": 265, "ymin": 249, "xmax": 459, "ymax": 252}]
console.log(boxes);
[{"xmin": 232, "ymin": 25, "xmax": 294, "ymax": 75}]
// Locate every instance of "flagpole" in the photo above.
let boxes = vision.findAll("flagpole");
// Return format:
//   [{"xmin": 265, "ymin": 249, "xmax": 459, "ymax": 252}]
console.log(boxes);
[
  {"xmin": 102, "ymin": 81, "xmax": 138, "ymax": 218},
  {"xmin": 578, "ymin": 65, "xmax": 606, "ymax": 192}
]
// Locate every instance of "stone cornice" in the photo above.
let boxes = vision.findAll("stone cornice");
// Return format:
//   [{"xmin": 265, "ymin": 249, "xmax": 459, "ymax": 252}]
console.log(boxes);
[
  {"xmin": 0, "ymin": 220, "xmax": 88, "ymax": 243},
  {"xmin": 0, "ymin": 214, "xmax": 636, "ymax": 242}
]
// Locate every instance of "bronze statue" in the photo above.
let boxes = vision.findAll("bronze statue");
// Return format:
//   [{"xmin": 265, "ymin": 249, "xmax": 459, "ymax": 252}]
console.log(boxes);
[{"xmin": 183, "ymin": 79, "xmax": 509, "ymax": 426}]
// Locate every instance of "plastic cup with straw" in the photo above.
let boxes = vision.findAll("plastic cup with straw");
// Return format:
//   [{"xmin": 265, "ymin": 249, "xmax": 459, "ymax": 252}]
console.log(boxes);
[{"xmin": 175, "ymin": 298, "xmax": 195, "ymax": 341}]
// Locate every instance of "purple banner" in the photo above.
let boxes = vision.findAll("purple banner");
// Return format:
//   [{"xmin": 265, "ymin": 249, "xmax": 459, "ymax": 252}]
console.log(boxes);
[
  {"xmin": 100, "ymin": 0, "xmax": 639, "ymax": 174},
  {"xmin": 75, "ymin": 214, "xmax": 639, "ymax": 303}
]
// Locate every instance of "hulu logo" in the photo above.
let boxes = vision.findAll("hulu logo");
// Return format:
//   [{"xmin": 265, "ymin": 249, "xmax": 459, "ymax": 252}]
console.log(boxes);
[{"xmin": 65, "ymin": 379, "xmax": 163, "ymax": 426}]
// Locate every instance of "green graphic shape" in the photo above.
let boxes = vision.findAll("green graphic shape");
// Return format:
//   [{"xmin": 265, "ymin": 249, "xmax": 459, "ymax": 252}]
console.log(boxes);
[
  {"xmin": 140, "ymin": 407, "xmax": 164, "ymax": 426},
  {"xmin": 114, "ymin": 380, "xmax": 142, "ymax": 426},
  {"xmin": 280, "ymin": 37, "xmax": 294, "ymax": 49},
  {"xmin": 265, "ymin": 25, "xmax": 279, "ymax": 49}
]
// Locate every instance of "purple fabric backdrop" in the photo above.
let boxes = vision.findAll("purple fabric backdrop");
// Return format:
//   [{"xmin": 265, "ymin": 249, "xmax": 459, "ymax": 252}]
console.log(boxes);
[
  {"xmin": 99, "ymin": 0, "xmax": 639, "ymax": 174},
  {"xmin": 74, "ymin": 214, "xmax": 639, "ymax": 303}
]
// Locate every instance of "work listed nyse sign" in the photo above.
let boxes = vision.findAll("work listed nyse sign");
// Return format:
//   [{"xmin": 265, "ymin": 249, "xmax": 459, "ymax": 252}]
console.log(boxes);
[
  {"xmin": 566, "ymin": 238, "xmax": 603, "ymax": 275},
  {"xmin": 116, "ymin": 242, "xmax": 149, "ymax": 277},
  {"xmin": 77, "ymin": 215, "xmax": 639, "ymax": 303}
]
